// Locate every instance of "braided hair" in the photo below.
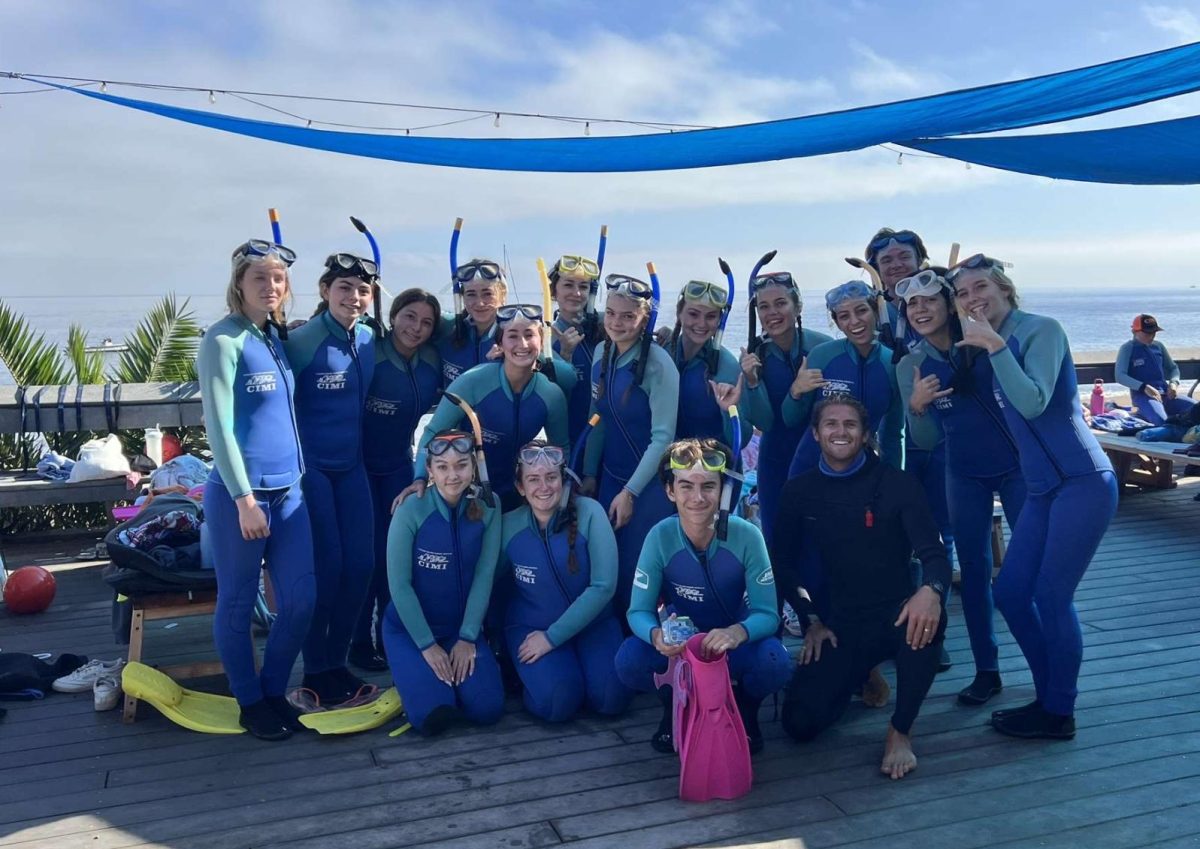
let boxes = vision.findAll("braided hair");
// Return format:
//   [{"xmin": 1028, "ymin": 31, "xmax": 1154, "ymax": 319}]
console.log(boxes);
[
  {"xmin": 748, "ymin": 282, "xmax": 806, "ymax": 361},
  {"xmin": 595, "ymin": 290, "xmax": 652, "ymax": 405},
  {"xmin": 514, "ymin": 439, "xmax": 580, "ymax": 573}
]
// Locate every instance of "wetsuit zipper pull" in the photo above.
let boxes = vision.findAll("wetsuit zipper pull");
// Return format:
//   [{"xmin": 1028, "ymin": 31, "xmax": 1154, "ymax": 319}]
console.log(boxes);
[{"xmin": 865, "ymin": 506, "xmax": 874, "ymax": 528}]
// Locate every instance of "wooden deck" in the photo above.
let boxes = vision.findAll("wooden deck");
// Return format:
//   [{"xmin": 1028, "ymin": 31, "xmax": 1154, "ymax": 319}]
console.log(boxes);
[{"xmin": 1, "ymin": 478, "xmax": 1198, "ymax": 849}]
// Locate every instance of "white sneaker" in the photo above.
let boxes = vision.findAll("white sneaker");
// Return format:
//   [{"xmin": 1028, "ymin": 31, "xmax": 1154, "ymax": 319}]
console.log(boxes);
[
  {"xmin": 52, "ymin": 658, "xmax": 125, "ymax": 693},
  {"xmin": 94, "ymin": 674, "xmax": 122, "ymax": 711}
]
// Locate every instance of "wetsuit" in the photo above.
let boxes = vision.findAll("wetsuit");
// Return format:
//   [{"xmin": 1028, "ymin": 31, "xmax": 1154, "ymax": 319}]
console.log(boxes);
[
  {"xmin": 383, "ymin": 487, "xmax": 503, "ymax": 732},
  {"xmin": 742, "ymin": 328, "xmax": 832, "ymax": 542},
  {"xmin": 552, "ymin": 313, "xmax": 602, "ymax": 445},
  {"xmin": 775, "ymin": 451, "xmax": 949, "ymax": 740},
  {"xmin": 615, "ymin": 515, "xmax": 791, "ymax": 703},
  {"xmin": 500, "ymin": 496, "xmax": 633, "ymax": 721},
  {"xmin": 989, "ymin": 309, "xmax": 1117, "ymax": 717},
  {"xmin": 416, "ymin": 362, "xmax": 569, "ymax": 508},
  {"xmin": 285, "ymin": 311, "xmax": 376, "ymax": 676},
  {"xmin": 583, "ymin": 341, "xmax": 680, "ymax": 619},
  {"xmin": 783, "ymin": 338, "xmax": 903, "ymax": 477},
  {"xmin": 198, "ymin": 314, "xmax": 315, "ymax": 706},
  {"xmin": 437, "ymin": 313, "xmax": 578, "ymax": 400},
  {"xmin": 1116, "ymin": 338, "xmax": 1196, "ymax": 426},
  {"xmin": 356, "ymin": 336, "xmax": 442, "ymax": 657},
  {"xmin": 665, "ymin": 337, "xmax": 750, "ymax": 448},
  {"xmin": 900, "ymin": 341, "xmax": 1026, "ymax": 674}
]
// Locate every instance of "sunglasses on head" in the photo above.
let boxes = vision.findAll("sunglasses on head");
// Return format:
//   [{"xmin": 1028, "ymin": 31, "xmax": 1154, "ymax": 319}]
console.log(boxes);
[
  {"xmin": 681, "ymin": 280, "xmax": 729, "ymax": 310},
  {"xmin": 235, "ymin": 240, "xmax": 297, "ymax": 267},
  {"xmin": 750, "ymin": 271, "xmax": 797, "ymax": 294},
  {"xmin": 668, "ymin": 446, "xmax": 727, "ymax": 473},
  {"xmin": 604, "ymin": 274, "xmax": 653, "ymax": 299},
  {"xmin": 555, "ymin": 255, "xmax": 600, "ymax": 280},
  {"xmin": 428, "ymin": 433, "xmax": 474, "ymax": 456},
  {"xmin": 895, "ymin": 269, "xmax": 949, "ymax": 301},
  {"xmin": 519, "ymin": 445, "xmax": 565, "ymax": 467},
  {"xmin": 867, "ymin": 230, "xmax": 921, "ymax": 259},
  {"xmin": 496, "ymin": 303, "xmax": 545, "ymax": 324},
  {"xmin": 825, "ymin": 280, "xmax": 875, "ymax": 312},
  {"xmin": 324, "ymin": 253, "xmax": 379, "ymax": 281},
  {"xmin": 946, "ymin": 254, "xmax": 1009, "ymax": 282},
  {"xmin": 455, "ymin": 261, "xmax": 503, "ymax": 284}
]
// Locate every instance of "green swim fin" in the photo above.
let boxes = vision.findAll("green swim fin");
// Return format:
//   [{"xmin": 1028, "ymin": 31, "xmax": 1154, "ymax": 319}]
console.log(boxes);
[
  {"xmin": 299, "ymin": 687, "xmax": 404, "ymax": 735},
  {"xmin": 122, "ymin": 662, "xmax": 244, "ymax": 735}
]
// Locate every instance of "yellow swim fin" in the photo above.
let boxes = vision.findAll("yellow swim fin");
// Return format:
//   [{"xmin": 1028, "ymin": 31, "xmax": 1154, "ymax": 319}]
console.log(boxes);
[
  {"xmin": 121, "ymin": 662, "xmax": 244, "ymax": 735},
  {"xmin": 299, "ymin": 687, "xmax": 404, "ymax": 735}
]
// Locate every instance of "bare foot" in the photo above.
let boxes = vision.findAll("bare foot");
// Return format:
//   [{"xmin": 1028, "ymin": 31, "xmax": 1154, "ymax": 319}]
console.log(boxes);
[
  {"xmin": 861, "ymin": 666, "xmax": 890, "ymax": 708},
  {"xmin": 880, "ymin": 724, "xmax": 917, "ymax": 780}
]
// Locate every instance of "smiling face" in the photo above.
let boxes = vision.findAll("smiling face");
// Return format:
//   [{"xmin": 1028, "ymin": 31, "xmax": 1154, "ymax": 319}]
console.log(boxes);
[
  {"xmin": 516, "ymin": 463, "xmax": 564, "ymax": 521},
  {"xmin": 238, "ymin": 259, "xmax": 289, "ymax": 322},
  {"xmin": 391, "ymin": 300, "xmax": 436, "ymax": 355},
  {"xmin": 874, "ymin": 242, "xmax": 921, "ymax": 292},
  {"xmin": 814, "ymin": 402, "xmax": 866, "ymax": 468},
  {"xmin": 499, "ymin": 319, "xmax": 542, "ymax": 368},
  {"xmin": 604, "ymin": 293, "xmax": 648, "ymax": 348},
  {"xmin": 754, "ymin": 283, "xmax": 800, "ymax": 340},
  {"xmin": 554, "ymin": 273, "xmax": 592, "ymax": 319},
  {"xmin": 832, "ymin": 298, "xmax": 877, "ymax": 349},
  {"xmin": 952, "ymin": 269, "xmax": 1011, "ymax": 327},
  {"xmin": 428, "ymin": 450, "xmax": 474, "ymax": 503},
  {"xmin": 679, "ymin": 301, "xmax": 722, "ymax": 349},
  {"xmin": 321, "ymin": 276, "xmax": 374, "ymax": 328},
  {"xmin": 667, "ymin": 468, "xmax": 721, "ymax": 528},
  {"xmin": 463, "ymin": 279, "xmax": 503, "ymax": 327},
  {"xmin": 904, "ymin": 293, "xmax": 949, "ymax": 339}
]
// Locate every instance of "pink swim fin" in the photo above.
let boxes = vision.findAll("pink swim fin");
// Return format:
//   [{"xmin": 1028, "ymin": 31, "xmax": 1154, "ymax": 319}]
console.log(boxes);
[{"xmin": 673, "ymin": 633, "xmax": 753, "ymax": 802}]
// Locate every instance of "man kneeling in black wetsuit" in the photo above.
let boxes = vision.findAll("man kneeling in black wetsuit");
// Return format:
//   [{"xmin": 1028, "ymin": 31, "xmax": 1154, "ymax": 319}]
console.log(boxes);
[{"xmin": 775, "ymin": 396, "xmax": 948, "ymax": 779}]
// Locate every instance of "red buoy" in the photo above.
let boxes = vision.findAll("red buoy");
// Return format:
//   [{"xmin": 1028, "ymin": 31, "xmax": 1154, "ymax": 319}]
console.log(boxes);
[{"xmin": 3, "ymin": 566, "xmax": 57, "ymax": 614}]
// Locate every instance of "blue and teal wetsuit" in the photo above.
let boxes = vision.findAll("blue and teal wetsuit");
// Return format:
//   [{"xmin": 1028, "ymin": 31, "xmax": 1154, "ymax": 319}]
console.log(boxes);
[
  {"xmin": 355, "ymin": 335, "xmax": 443, "ymax": 655},
  {"xmin": 198, "ymin": 314, "xmax": 315, "ymax": 707},
  {"xmin": 784, "ymin": 337, "xmax": 903, "ymax": 478},
  {"xmin": 285, "ymin": 310, "xmax": 377, "ymax": 676},
  {"xmin": 416, "ymin": 362, "xmax": 569, "ymax": 509},
  {"xmin": 500, "ymin": 496, "xmax": 633, "ymax": 722},
  {"xmin": 614, "ymin": 515, "xmax": 791, "ymax": 701},
  {"xmin": 899, "ymin": 341, "xmax": 1026, "ymax": 675},
  {"xmin": 583, "ymin": 341, "xmax": 680, "ymax": 620},
  {"xmin": 382, "ymin": 487, "xmax": 504, "ymax": 733},
  {"xmin": 437, "ymin": 313, "xmax": 579, "ymax": 400},
  {"xmin": 552, "ymin": 314, "xmax": 601, "ymax": 445},
  {"xmin": 664, "ymin": 337, "xmax": 750, "ymax": 448},
  {"xmin": 742, "ymin": 327, "xmax": 832, "ymax": 542},
  {"xmin": 988, "ymin": 309, "xmax": 1117, "ymax": 717},
  {"xmin": 1115, "ymin": 337, "xmax": 1196, "ymax": 426}
]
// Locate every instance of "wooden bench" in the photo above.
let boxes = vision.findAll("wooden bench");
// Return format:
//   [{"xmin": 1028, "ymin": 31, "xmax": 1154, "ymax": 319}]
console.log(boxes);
[
  {"xmin": 1076, "ymin": 357, "xmax": 1200, "ymax": 397},
  {"xmin": 0, "ymin": 382, "xmax": 203, "ymax": 515},
  {"xmin": 1093, "ymin": 432, "xmax": 1194, "ymax": 490}
]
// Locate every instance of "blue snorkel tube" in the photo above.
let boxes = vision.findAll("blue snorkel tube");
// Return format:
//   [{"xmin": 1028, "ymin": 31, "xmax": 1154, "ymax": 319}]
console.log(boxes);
[
  {"xmin": 561, "ymin": 412, "xmax": 600, "ymax": 511},
  {"xmin": 746, "ymin": 249, "xmax": 778, "ymax": 352},
  {"xmin": 716, "ymin": 257, "xmax": 736, "ymax": 351},
  {"xmin": 450, "ymin": 217, "xmax": 466, "ymax": 343},
  {"xmin": 268, "ymin": 208, "xmax": 283, "ymax": 245},
  {"xmin": 584, "ymin": 224, "xmax": 607, "ymax": 336},
  {"xmin": 716, "ymin": 406, "xmax": 742, "ymax": 541},
  {"xmin": 645, "ymin": 261, "xmax": 662, "ymax": 333},
  {"xmin": 350, "ymin": 215, "xmax": 387, "ymax": 335}
]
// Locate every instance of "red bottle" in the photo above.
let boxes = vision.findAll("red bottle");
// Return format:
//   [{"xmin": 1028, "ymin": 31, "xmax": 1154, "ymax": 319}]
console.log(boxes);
[{"xmin": 1090, "ymin": 379, "xmax": 1106, "ymax": 416}]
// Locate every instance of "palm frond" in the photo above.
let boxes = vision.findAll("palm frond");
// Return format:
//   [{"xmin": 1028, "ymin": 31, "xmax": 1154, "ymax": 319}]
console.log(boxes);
[
  {"xmin": 65, "ymin": 324, "xmax": 106, "ymax": 384},
  {"xmin": 111, "ymin": 294, "xmax": 201, "ymax": 383},
  {"xmin": 0, "ymin": 299, "xmax": 69, "ymax": 386}
]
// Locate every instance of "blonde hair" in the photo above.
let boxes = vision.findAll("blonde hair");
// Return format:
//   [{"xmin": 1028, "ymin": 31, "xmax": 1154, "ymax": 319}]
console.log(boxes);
[
  {"xmin": 226, "ymin": 253, "xmax": 291, "ymax": 325},
  {"xmin": 954, "ymin": 265, "xmax": 1020, "ymax": 309},
  {"xmin": 462, "ymin": 257, "xmax": 509, "ymax": 300}
]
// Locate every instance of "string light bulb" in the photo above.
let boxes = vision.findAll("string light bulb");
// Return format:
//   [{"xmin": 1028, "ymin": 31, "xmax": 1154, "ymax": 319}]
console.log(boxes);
[
  {"xmin": 208, "ymin": 90, "xmax": 216, "ymax": 104},
  {"xmin": 493, "ymin": 112, "xmax": 501, "ymax": 128},
  {"xmin": 897, "ymin": 152, "xmax": 903, "ymax": 165},
  {"xmin": 100, "ymin": 81, "xmax": 107, "ymax": 92},
  {"xmin": 584, "ymin": 121, "xmax": 591, "ymax": 136},
  {"xmin": 965, "ymin": 162, "xmax": 972, "ymax": 170}
]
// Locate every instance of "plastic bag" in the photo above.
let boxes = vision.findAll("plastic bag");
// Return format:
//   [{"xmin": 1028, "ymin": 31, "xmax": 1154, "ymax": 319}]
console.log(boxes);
[{"xmin": 67, "ymin": 434, "xmax": 131, "ymax": 482}]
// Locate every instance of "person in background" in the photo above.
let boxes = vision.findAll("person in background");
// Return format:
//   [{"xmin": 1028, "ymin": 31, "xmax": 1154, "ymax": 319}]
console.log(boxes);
[
  {"xmin": 548, "ymin": 255, "xmax": 605, "ymax": 444},
  {"xmin": 199, "ymin": 240, "xmax": 315, "ymax": 740},
  {"xmin": 352, "ymin": 289, "xmax": 443, "ymax": 671},
  {"xmin": 1115, "ymin": 314, "xmax": 1196, "ymax": 426}
]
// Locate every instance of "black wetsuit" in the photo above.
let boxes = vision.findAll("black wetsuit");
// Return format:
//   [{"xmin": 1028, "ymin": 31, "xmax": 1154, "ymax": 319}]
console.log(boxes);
[{"xmin": 773, "ymin": 451, "xmax": 950, "ymax": 738}]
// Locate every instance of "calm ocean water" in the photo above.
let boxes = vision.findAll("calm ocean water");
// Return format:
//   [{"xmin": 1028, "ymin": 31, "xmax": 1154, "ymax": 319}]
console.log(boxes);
[{"xmin": 3, "ymin": 286, "xmax": 1198, "ymax": 383}]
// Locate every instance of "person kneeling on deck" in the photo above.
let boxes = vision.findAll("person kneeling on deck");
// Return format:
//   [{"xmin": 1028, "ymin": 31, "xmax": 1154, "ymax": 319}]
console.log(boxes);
[
  {"xmin": 775, "ymin": 396, "xmax": 948, "ymax": 779},
  {"xmin": 614, "ymin": 438, "xmax": 792, "ymax": 755}
]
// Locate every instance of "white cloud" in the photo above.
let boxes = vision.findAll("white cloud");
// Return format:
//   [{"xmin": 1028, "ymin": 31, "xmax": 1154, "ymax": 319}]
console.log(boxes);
[
  {"xmin": 847, "ymin": 41, "xmax": 947, "ymax": 97},
  {"xmin": 1142, "ymin": 4, "xmax": 1200, "ymax": 42}
]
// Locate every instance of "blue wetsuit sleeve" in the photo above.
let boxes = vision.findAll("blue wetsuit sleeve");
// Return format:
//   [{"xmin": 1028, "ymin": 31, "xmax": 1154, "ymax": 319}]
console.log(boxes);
[
  {"xmin": 386, "ymin": 500, "xmax": 437, "ymax": 650},
  {"xmin": 628, "ymin": 524, "xmax": 668, "ymax": 644},
  {"xmin": 537, "ymin": 376, "xmax": 570, "ymax": 449},
  {"xmin": 989, "ymin": 316, "xmax": 1067, "ymax": 420},
  {"xmin": 549, "ymin": 350, "xmax": 578, "ymax": 398},
  {"xmin": 737, "ymin": 521, "xmax": 781, "ymax": 641},
  {"xmin": 897, "ymin": 351, "xmax": 940, "ymax": 452},
  {"xmin": 626, "ymin": 347, "xmax": 679, "ymax": 496},
  {"xmin": 879, "ymin": 358, "xmax": 904, "ymax": 468},
  {"xmin": 1161, "ymin": 343, "xmax": 1181, "ymax": 385},
  {"xmin": 197, "ymin": 329, "xmax": 255, "ymax": 499},
  {"xmin": 780, "ymin": 342, "xmax": 832, "ymax": 427},
  {"xmin": 545, "ymin": 499, "xmax": 618, "ymax": 647},
  {"xmin": 715, "ymin": 348, "xmax": 751, "ymax": 448},
  {"xmin": 583, "ymin": 349, "xmax": 604, "ymax": 477},
  {"xmin": 1114, "ymin": 341, "xmax": 1139, "ymax": 392},
  {"xmin": 414, "ymin": 368, "xmax": 489, "ymax": 478},
  {"xmin": 743, "ymin": 381, "xmax": 773, "ymax": 431},
  {"xmin": 459, "ymin": 497, "xmax": 502, "ymax": 643},
  {"xmin": 281, "ymin": 320, "xmax": 323, "ymax": 377}
]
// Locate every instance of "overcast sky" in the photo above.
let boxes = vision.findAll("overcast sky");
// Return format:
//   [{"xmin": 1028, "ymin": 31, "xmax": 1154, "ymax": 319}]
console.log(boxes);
[{"xmin": 3, "ymin": 0, "xmax": 1200, "ymax": 304}]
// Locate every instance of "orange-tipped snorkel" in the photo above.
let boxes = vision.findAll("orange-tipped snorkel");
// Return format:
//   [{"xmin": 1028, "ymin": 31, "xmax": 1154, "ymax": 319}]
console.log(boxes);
[{"xmin": 444, "ymin": 391, "xmax": 491, "ymax": 503}]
